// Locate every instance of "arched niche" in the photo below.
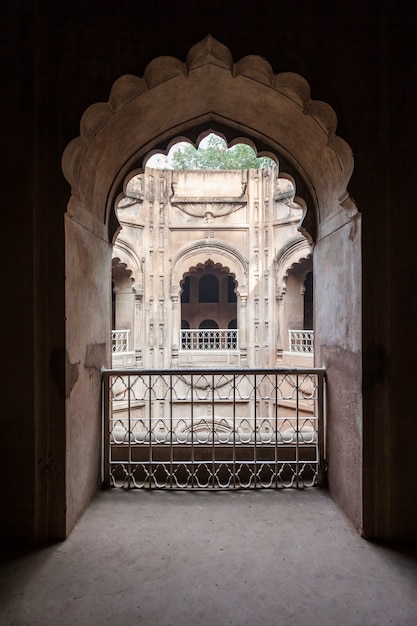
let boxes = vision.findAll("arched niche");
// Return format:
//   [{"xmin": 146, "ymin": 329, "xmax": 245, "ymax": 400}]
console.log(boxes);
[
  {"xmin": 62, "ymin": 36, "xmax": 361, "ymax": 537},
  {"xmin": 275, "ymin": 236, "xmax": 313, "ymax": 295},
  {"xmin": 274, "ymin": 237, "xmax": 313, "ymax": 354},
  {"xmin": 179, "ymin": 260, "xmax": 238, "ymax": 332},
  {"xmin": 172, "ymin": 240, "xmax": 247, "ymax": 299}
]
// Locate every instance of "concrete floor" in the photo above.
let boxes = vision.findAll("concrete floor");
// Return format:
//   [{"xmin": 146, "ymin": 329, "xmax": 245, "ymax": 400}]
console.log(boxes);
[{"xmin": 1, "ymin": 489, "xmax": 417, "ymax": 626}]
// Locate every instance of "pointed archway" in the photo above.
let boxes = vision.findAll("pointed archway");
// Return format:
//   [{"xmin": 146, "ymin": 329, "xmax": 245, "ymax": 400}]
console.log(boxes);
[{"xmin": 62, "ymin": 36, "xmax": 361, "ymax": 536}]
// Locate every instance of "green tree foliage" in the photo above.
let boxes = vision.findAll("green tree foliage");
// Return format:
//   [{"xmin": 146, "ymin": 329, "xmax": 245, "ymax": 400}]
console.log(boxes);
[{"xmin": 171, "ymin": 135, "xmax": 274, "ymax": 170}]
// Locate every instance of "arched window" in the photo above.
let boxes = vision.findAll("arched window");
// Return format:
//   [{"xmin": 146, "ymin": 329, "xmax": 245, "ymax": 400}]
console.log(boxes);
[
  {"xmin": 199, "ymin": 319, "xmax": 219, "ymax": 329},
  {"xmin": 199, "ymin": 274, "xmax": 219, "ymax": 302},
  {"xmin": 199, "ymin": 319, "xmax": 219, "ymax": 349}
]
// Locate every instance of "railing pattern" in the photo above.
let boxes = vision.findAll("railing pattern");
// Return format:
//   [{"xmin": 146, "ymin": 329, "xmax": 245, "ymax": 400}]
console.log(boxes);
[
  {"xmin": 180, "ymin": 329, "xmax": 238, "ymax": 350},
  {"xmin": 289, "ymin": 330, "xmax": 314, "ymax": 354},
  {"xmin": 112, "ymin": 329, "xmax": 130, "ymax": 353},
  {"xmin": 102, "ymin": 367, "xmax": 325, "ymax": 489}
]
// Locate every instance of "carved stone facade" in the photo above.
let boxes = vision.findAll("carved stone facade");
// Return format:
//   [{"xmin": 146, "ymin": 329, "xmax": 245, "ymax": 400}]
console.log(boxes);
[{"xmin": 112, "ymin": 164, "xmax": 313, "ymax": 369}]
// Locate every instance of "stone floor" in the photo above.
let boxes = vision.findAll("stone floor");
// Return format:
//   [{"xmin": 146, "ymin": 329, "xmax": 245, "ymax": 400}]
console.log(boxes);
[{"xmin": 1, "ymin": 489, "xmax": 417, "ymax": 626}]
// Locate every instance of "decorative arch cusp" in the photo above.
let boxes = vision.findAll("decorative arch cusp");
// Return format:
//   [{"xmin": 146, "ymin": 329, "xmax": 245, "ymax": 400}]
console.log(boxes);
[
  {"xmin": 112, "ymin": 238, "xmax": 143, "ymax": 275},
  {"xmin": 180, "ymin": 260, "xmax": 236, "ymax": 285},
  {"xmin": 275, "ymin": 236, "xmax": 313, "ymax": 293},
  {"xmin": 62, "ymin": 35, "xmax": 356, "ymax": 245},
  {"xmin": 171, "ymin": 240, "xmax": 248, "ymax": 298}
]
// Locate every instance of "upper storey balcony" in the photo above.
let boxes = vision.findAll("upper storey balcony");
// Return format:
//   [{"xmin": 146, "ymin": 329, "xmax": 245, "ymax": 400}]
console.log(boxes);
[{"xmin": 180, "ymin": 328, "xmax": 238, "ymax": 351}]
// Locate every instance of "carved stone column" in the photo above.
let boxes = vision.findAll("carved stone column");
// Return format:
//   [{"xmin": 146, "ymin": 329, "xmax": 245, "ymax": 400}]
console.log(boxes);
[
  {"xmin": 134, "ymin": 292, "xmax": 143, "ymax": 367},
  {"xmin": 238, "ymin": 292, "xmax": 248, "ymax": 365},
  {"xmin": 171, "ymin": 286, "xmax": 180, "ymax": 365},
  {"xmin": 275, "ymin": 285, "xmax": 285, "ymax": 364}
]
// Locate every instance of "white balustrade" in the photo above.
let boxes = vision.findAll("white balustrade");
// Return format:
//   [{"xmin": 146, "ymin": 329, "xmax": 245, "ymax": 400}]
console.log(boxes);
[
  {"xmin": 180, "ymin": 329, "xmax": 239, "ymax": 351},
  {"xmin": 288, "ymin": 330, "xmax": 314, "ymax": 354},
  {"xmin": 112, "ymin": 329, "xmax": 130, "ymax": 353}
]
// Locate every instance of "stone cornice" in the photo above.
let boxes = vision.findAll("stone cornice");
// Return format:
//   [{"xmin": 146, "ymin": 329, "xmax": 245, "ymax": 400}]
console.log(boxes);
[{"xmin": 171, "ymin": 196, "xmax": 247, "ymax": 218}]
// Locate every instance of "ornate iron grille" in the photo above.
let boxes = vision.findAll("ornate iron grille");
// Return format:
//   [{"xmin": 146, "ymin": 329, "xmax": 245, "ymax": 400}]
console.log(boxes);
[{"xmin": 102, "ymin": 367, "xmax": 325, "ymax": 489}]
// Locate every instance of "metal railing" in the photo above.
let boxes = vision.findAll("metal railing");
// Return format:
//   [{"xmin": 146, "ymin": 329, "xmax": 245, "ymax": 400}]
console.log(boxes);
[
  {"xmin": 180, "ymin": 329, "xmax": 238, "ymax": 350},
  {"xmin": 102, "ymin": 367, "xmax": 326, "ymax": 489},
  {"xmin": 112, "ymin": 329, "xmax": 130, "ymax": 353},
  {"xmin": 288, "ymin": 330, "xmax": 314, "ymax": 354}
]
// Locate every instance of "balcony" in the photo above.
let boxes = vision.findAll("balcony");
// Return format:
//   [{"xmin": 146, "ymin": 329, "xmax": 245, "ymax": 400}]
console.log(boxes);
[
  {"xmin": 112, "ymin": 329, "xmax": 130, "ymax": 353},
  {"xmin": 288, "ymin": 330, "xmax": 314, "ymax": 354},
  {"xmin": 111, "ymin": 329, "xmax": 136, "ymax": 367},
  {"xmin": 102, "ymin": 367, "xmax": 326, "ymax": 490}
]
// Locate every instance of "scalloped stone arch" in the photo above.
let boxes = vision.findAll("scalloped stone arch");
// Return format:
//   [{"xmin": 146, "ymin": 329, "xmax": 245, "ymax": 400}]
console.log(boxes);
[
  {"xmin": 180, "ymin": 260, "xmax": 236, "ymax": 285},
  {"xmin": 275, "ymin": 236, "xmax": 313, "ymax": 291},
  {"xmin": 171, "ymin": 239, "xmax": 248, "ymax": 297},
  {"xmin": 112, "ymin": 238, "xmax": 143, "ymax": 289},
  {"xmin": 112, "ymin": 258, "xmax": 134, "ymax": 291},
  {"xmin": 62, "ymin": 35, "xmax": 356, "ymax": 245}
]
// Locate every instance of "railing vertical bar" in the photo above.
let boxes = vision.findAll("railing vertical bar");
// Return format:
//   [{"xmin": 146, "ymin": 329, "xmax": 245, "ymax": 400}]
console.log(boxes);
[
  {"xmin": 148, "ymin": 373, "xmax": 153, "ymax": 488},
  {"xmin": 127, "ymin": 374, "xmax": 132, "ymax": 489},
  {"xmin": 295, "ymin": 373, "xmax": 300, "ymax": 488},
  {"xmin": 211, "ymin": 373, "xmax": 215, "ymax": 488},
  {"xmin": 275, "ymin": 372, "xmax": 278, "ymax": 489},
  {"xmin": 102, "ymin": 372, "xmax": 110, "ymax": 488},
  {"xmin": 233, "ymin": 374, "xmax": 236, "ymax": 488},
  {"xmin": 318, "ymin": 371, "xmax": 325, "ymax": 486},
  {"xmin": 254, "ymin": 373, "xmax": 257, "ymax": 489},
  {"xmin": 169, "ymin": 373, "xmax": 173, "ymax": 489}
]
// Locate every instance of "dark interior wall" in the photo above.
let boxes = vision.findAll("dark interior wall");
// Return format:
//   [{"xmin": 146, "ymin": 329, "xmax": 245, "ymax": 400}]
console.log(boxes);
[{"xmin": 1, "ymin": 1, "xmax": 416, "ymax": 544}]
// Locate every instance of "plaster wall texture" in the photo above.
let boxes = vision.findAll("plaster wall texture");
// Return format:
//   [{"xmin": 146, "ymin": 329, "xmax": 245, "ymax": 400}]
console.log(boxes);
[
  {"xmin": 314, "ymin": 218, "xmax": 362, "ymax": 531},
  {"xmin": 65, "ymin": 216, "xmax": 112, "ymax": 534}
]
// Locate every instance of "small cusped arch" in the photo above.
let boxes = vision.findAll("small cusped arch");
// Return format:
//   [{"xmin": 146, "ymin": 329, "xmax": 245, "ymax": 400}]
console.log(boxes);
[
  {"xmin": 275, "ymin": 236, "xmax": 313, "ymax": 293},
  {"xmin": 143, "ymin": 131, "xmax": 279, "ymax": 169},
  {"xmin": 112, "ymin": 238, "xmax": 143, "ymax": 291},
  {"xmin": 112, "ymin": 258, "xmax": 135, "ymax": 293},
  {"xmin": 172, "ymin": 240, "xmax": 248, "ymax": 299}
]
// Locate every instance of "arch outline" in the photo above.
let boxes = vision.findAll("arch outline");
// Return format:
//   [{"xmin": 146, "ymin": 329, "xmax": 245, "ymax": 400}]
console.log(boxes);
[
  {"xmin": 171, "ymin": 238, "xmax": 248, "ymax": 298},
  {"xmin": 62, "ymin": 35, "xmax": 356, "ymax": 245}
]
